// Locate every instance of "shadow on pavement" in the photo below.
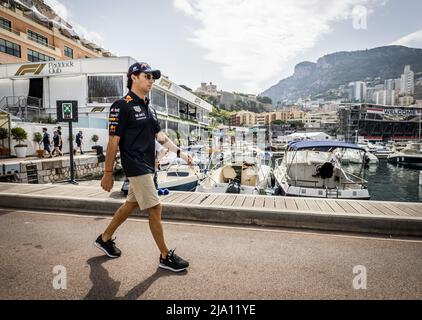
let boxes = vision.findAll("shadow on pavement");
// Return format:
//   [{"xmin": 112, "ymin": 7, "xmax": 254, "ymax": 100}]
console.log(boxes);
[
  {"xmin": 84, "ymin": 256, "xmax": 121, "ymax": 300},
  {"xmin": 122, "ymin": 268, "xmax": 187, "ymax": 300},
  {"xmin": 84, "ymin": 255, "xmax": 187, "ymax": 300}
]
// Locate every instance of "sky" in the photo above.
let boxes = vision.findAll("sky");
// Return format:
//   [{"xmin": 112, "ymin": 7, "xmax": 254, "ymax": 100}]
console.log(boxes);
[{"xmin": 44, "ymin": 0, "xmax": 422, "ymax": 95}]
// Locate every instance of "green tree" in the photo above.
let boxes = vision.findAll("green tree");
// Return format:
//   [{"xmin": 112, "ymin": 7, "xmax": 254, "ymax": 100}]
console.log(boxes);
[
  {"xmin": 33, "ymin": 132, "xmax": 43, "ymax": 149},
  {"xmin": 11, "ymin": 127, "xmax": 28, "ymax": 147},
  {"xmin": 257, "ymin": 96, "xmax": 272, "ymax": 104},
  {"xmin": 91, "ymin": 134, "xmax": 99, "ymax": 145},
  {"xmin": 271, "ymin": 120, "xmax": 287, "ymax": 126},
  {"xmin": 290, "ymin": 121, "xmax": 305, "ymax": 129}
]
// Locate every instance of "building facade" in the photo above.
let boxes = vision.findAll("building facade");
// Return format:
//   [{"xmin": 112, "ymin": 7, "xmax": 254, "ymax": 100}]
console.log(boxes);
[
  {"xmin": 229, "ymin": 110, "xmax": 307, "ymax": 127},
  {"xmin": 0, "ymin": 57, "xmax": 212, "ymax": 147},
  {"xmin": 338, "ymin": 103, "xmax": 422, "ymax": 142},
  {"xmin": 400, "ymin": 65, "xmax": 415, "ymax": 96},
  {"xmin": 0, "ymin": 0, "xmax": 111, "ymax": 65}
]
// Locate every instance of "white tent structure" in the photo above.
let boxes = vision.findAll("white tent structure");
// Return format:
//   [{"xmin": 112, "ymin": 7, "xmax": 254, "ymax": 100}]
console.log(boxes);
[{"xmin": 277, "ymin": 132, "xmax": 332, "ymax": 143}]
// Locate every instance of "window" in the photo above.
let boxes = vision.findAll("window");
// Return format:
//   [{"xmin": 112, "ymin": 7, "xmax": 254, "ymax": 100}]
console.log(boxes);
[
  {"xmin": 64, "ymin": 46, "xmax": 73, "ymax": 59},
  {"xmin": 158, "ymin": 118, "xmax": 166, "ymax": 131},
  {"xmin": 188, "ymin": 105, "xmax": 197, "ymax": 119},
  {"xmin": 167, "ymin": 95, "xmax": 179, "ymax": 117},
  {"xmin": 0, "ymin": 16, "xmax": 11, "ymax": 31},
  {"xmin": 0, "ymin": 38, "xmax": 20, "ymax": 57},
  {"xmin": 179, "ymin": 101, "xmax": 188, "ymax": 116},
  {"xmin": 28, "ymin": 30, "xmax": 48, "ymax": 47},
  {"xmin": 196, "ymin": 108, "xmax": 203, "ymax": 122},
  {"xmin": 27, "ymin": 49, "xmax": 54, "ymax": 62},
  {"xmin": 151, "ymin": 88, "xmax": 166, "ymax": 113},
  {"xmin": 88, "ymin": 76, "xmax": 123, "ymax": 103}
]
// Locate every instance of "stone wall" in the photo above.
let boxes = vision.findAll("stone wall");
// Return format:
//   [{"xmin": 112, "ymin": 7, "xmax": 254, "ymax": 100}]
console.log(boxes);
[{"xmin": 13, "ymin": 156, "xmax": 104, "ymax": 184}]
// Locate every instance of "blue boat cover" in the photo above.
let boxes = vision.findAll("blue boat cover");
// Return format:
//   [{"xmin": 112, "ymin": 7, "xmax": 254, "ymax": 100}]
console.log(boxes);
[{"xmin": 287, "ymin": 140, "xmax": 365, "ymax": 151}]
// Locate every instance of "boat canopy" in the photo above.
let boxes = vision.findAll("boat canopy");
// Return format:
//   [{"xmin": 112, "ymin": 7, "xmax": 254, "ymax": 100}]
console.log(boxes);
[{"xmin": 288, "ymin": 140, "xmax": 366, "ymax": 151}]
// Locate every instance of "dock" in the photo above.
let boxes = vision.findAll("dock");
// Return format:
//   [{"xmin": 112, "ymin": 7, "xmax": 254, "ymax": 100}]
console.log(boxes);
[{"xmin": 0, "ymin": 182, "xmax": 421, "ymax": 237}]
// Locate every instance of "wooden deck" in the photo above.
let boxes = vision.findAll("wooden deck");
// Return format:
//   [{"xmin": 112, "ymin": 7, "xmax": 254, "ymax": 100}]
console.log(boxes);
[
  {"xmin": 0, "ymin": 183, "xmax": 420, "ymax": 218},
  {"xmin": 158, "ymin": 192, "xmax": 422, "ymax": 217}
]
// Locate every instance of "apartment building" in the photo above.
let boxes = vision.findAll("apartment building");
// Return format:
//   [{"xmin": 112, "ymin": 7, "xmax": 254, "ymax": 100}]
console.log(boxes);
[
  {"xmin": 0, "ymin": 0, "xmax": 112, "ymax": 65},
  {"xmin": 230, "ymin": 110, "xmax": 307, "ymax": 127}
]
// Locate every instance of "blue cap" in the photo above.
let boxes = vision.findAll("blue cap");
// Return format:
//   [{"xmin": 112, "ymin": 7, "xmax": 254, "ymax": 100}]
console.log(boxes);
[{"xmin": 127, "ymin": 62, "xmax": 161, "ymax": 79}]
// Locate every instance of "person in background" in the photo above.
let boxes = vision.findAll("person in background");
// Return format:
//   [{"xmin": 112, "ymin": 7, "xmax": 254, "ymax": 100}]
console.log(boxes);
[
  {"xmin": 75, "ymin": 130, "xmax": 84, "ymax": 155},
  {"xmin": 52, "ymin": 130, "xmax": 62, "ymax": 157},
  {"xmin": 57, "ymin": 126, "xmax": 63, "ymax": 154},
  {"xmin": 42, "ymin": 127, "xmax": 52, "ymax": 158}
]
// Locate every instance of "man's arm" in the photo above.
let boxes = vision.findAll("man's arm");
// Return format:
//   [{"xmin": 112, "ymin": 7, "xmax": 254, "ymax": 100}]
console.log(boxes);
[
  {"xmin": 156, "ymin": 131, "xmax": 192, "ymax": 165},
  {"xmin": 101, "ymin": 135, "xmax": 120, "ymax": 192}
]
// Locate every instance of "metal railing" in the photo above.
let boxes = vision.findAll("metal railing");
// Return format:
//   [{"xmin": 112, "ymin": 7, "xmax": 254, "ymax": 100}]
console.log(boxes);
[
  {"xmin": 0, "ymin": 96, "xmax": 43, "ymax": 122},
  {"xmin": 87, "ymin": 96, "xmax": 121, "ymax": 104},
  {"xmin": 27, "ymin": 34, "xmax": 57, "ymax": 51},
  {"xmin": 0, "ymin": 23, "xmax": 20, "ymax": 35}
]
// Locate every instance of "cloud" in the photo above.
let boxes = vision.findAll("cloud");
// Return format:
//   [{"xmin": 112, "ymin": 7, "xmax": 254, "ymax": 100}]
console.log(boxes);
[
  {"xmin": 391, "ymin": 29, "xmax": 422, "ymax": 48},
  {"xmin": 44, "ymin": 0, "xmax": 103, "ymax": 46},
  {"xmin": 173, "ymin": 0, "xmax": 386, "ymax": 92},
  {"xmin": 72, "ymin": 24, "xmax": 104, "ymax": 46},
  {"xmin": 44, "ymin": 0, "xmax": 68, "ymax": 20}
]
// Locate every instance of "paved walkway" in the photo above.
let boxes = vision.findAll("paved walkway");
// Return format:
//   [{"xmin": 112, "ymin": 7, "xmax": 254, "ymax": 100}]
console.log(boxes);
[{"xmin": 1, "ymin": 208, "xmax": 421, "ymax": 299}]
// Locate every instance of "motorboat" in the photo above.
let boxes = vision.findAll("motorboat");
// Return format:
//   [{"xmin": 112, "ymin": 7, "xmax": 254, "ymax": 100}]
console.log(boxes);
[
  {"xmin": 121, "ymin": 163, "xmax": 205, "ymax": 195},
  {"xmin": 273, "ymin": 141, "xmax": 370, "ymax": 199},
  {"xmin": 387, "ymin": 142, "xmax": 422, "ymax": 168},
  {"xmin": 195, "ymin": 149, "xmax": 273, "ymax": 195},
  {"xmin": 336, "ymin": 148, "xmax": 379, "ymax": 165}
]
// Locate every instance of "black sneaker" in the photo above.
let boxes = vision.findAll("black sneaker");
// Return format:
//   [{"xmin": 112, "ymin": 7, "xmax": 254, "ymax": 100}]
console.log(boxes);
[
  {"xmin": 93, "ymin": 235, "xmax": 121, "ymax": 258},
  {"xmin": 159, "ymin": 249, "xmax": 189, "ymax": 272}
]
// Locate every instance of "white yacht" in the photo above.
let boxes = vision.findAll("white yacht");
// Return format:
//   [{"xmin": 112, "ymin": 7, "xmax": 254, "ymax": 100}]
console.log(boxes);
[
  {"xmin": 273, "ymin": 141, "xmax": 370, "ymax": 200},
  {"xmin": 387, "ymin": 142, "xmax": 422, "ymax": 168},
  {"xmin": 337, "ymin": 148, "xmax": 379, "ymax": 165},
  {"xmin": 195, "ymin": 149, "xmax": 273, "ymax": 194}
]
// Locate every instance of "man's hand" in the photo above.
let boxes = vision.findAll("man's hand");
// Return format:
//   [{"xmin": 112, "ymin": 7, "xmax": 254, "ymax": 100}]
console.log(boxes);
[
  {"xmin": 181, "ymin": 152, "xmax": 193, "ymax": 166},
  {"xmin": 101, "ymin": 172, "xmax": 114, "ymax": 192},
  {"xmin": 187, "ymin": 154, "xmax": 193, "ymax": 166}
]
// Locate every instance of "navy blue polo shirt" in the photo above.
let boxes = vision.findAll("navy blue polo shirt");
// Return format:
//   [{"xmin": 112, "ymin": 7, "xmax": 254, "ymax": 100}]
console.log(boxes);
[{"xmin": 108, "ymin": 91, "xmax": 161, "ymax": 177}]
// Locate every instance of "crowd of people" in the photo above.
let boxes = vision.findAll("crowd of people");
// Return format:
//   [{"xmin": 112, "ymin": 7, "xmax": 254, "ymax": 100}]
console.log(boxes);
[{"xmin": 41, "ymin": 127, "xmax": 84, "ymax": 158}]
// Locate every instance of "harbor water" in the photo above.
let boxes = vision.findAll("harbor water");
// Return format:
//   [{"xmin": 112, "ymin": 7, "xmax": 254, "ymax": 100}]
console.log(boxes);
[{"xmin": 346, "ymin": 161, "xmax": 422, "ymax": 202}]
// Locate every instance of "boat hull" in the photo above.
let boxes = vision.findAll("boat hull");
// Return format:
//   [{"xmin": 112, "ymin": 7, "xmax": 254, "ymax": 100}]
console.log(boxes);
[{"xmin": 387, "ymin": 155, "xmax": 422, "ymax": 168}]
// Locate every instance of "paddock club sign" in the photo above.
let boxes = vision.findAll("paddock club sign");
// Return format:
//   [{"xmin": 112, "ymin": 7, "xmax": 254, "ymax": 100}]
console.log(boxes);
[{"xmin": 14, "ymin": 61, "xmax": 80, "ymax": 77}]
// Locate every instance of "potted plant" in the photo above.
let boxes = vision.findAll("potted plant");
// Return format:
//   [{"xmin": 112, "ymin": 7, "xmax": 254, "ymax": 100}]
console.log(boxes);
[
  {"xmin": 33, "ymin": 132, "xmax": 44, "ymax": 158},
  {"xmin": 11, "ymin": 127, "xmax": 28, "ymax": 158},
  {"xmin": 91, "ymin": 134, "xmax": 99, "ymax": 146},
  {"xmin": 0, "ymin": 127, "xmax": 9, "ymax": 157}
]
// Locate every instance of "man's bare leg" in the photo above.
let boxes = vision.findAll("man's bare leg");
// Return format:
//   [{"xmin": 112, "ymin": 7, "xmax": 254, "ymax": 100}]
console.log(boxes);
[
  {"xmin": 102, "ymin": 201, "xmax": 139, "ymax": 241},
  {"xmin": 148, "ymin": 203, "xmax": 169, "ymax": 258}
]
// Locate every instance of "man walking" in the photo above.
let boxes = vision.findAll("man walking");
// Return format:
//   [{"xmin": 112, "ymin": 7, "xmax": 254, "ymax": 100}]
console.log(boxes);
[
  {"xmin": 75, "ymin": 130, "xmax": 84, "ymax": 155},
  {"xmin": 95, "ymin": 62, "xmax": 192, "ymax": 272},
  {"xmin": 42, "ymin": 127, "xmax": 52, "ymax": 158},
  {"xmin": 52, "ymin": 126, "xmax": 62, "ymax": 156},
  {"xmin": 52, "ymin": 130, "xmax": 62, "ymax": 157}
]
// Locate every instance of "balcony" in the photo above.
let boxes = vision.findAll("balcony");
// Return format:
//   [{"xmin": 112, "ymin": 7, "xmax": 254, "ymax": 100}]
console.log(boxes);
[
  {"xmin": 1, "ymin": 2, "xmax": 110, "ymax": 57},
  {"xmin": 87, "ymin": 97, "xmax": 121, "ymax": 105},
  {"xmin": 0, "ymin": 23, "xmax": 19, "ymax": 35},
  {"xmin": 26, "ymin": 33, "xmax": 56, "ymax": 51}
]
